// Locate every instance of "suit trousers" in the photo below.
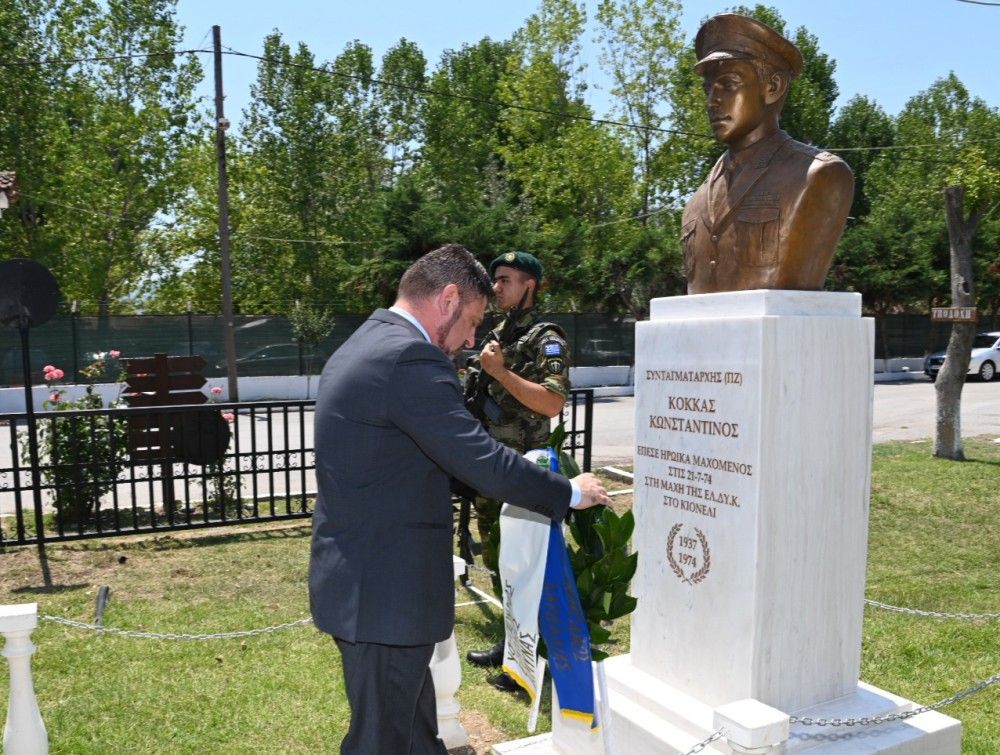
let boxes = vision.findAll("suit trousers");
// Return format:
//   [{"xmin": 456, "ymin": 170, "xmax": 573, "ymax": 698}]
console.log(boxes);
[{"xmin": 334, "ymin": 636, "xmax": 449, "ymax": 755}]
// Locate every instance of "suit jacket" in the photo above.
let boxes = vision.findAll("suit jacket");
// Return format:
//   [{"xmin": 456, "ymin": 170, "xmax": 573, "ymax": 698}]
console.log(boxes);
[
  {"xmin": 309, "ymin": 308, "xmax": 572, "ymax": 646},
  {"xmin": 682, "ymin": 129, "xmax": 853, "ymax": 293}
]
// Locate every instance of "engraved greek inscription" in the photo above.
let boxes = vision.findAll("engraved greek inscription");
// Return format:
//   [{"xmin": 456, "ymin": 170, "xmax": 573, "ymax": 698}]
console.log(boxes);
[
  {"xmin": 649, "ymin": 415, "xmax": 740, "ymax": 438},
  {"xmin": 667, "ymin": 395, "xmax": 717, "ymax": 413},
  {"xmin": 645, "ymin": 370, "xmax": 723, "ymax": 383},
  {"xmin": 724, "ymin": 371, "xmax": 743, "ymax": 385}
]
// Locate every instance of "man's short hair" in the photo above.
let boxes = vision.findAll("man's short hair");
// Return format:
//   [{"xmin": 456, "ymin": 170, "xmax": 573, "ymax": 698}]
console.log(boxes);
[{"xmin": 398, "ymin": 244, "xmax": 493, "ymax": 303}]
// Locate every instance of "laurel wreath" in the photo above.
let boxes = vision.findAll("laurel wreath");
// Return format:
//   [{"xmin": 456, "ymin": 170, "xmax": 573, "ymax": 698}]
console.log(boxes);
[
  {"xmin": 666, "ymin": 523, "xmax": 687, "ymax": 582},
  {"xmin": 666, "ymin": 523, "xmax": 712, "ymax": 585}
]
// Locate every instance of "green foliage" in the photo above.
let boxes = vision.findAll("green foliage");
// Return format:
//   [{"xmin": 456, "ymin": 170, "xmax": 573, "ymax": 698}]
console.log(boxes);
[
  {"xmin": 289, "ymin": 298, "xmax": 335, "ymax": 347},
  {"xmin": 26, "ymin": 360, "xmax": 128, "ymax": 529},
  {"xmin": 834, "ymin": 74, "xmax": 1000, "ymax": 316},
  {"xmin": 827, "ymin": 95, "xmax": 896, "ymax": 220},
  {"xmin": 8, "ymin": 1, "xmax": 1000, "ymax": 319},
  {"xmin": 549, "ymin": 423, "xmax": 638, "ymax": 660}
]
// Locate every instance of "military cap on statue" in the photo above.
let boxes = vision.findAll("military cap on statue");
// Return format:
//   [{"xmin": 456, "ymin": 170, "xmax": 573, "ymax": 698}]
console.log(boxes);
[
  {"xmin": 489, "ymin": 251, "xmax": 543, "ymax": 281},
  {"xmin": 694, "ymin": 13, "xmax": 803, "ymax": 78}
]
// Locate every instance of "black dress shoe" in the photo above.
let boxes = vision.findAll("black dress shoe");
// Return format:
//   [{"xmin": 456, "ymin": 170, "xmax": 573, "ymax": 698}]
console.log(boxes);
[
  {"xmin": 466, "ymin": 642, "xmax": 504, "ymax": 668},
  {"xmin": 489, "ymin": 671, "xmax": 522, "ymax": 693}
]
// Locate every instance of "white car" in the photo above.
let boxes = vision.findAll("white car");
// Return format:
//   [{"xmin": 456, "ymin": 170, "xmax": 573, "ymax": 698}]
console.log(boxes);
[{"xmin": 923, "ymin": 331, "xmax": 1000, "ymax": 382}]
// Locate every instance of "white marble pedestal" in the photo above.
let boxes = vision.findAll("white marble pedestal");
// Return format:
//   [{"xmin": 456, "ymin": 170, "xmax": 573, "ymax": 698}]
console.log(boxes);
[
  {"xmin": 495, "ymin": 291, "xmax": 961, "ymax": 754},
  {"xmin": 430, "ymin": 556, "xmax": 470, "ymax": 750}
]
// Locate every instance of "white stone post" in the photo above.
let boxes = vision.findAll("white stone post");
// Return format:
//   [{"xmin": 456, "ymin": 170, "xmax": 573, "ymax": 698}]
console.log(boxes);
[
  {"xmin": 714, "ymin": 698, "xmax": 788, "ymax": 754},
  {"xmin": 2, "ymin": 603, "xmax": 48, "ymax": 755},
  {"xmin": 430, "ymin": 556, "xmax": 469, "ymax": 750}
]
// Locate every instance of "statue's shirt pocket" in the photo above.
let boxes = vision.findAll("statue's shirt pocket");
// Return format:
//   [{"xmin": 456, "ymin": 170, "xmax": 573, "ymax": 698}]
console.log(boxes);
[{"xmin": 734, "ymin": 206, "xmax": 779, "ymax": 267}]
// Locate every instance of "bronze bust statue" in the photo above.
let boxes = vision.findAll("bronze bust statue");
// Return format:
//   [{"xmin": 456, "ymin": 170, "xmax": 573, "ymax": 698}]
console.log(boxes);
[{"xmin": 682, "ymin": 14, "xmax": 853, "ymax": 294}]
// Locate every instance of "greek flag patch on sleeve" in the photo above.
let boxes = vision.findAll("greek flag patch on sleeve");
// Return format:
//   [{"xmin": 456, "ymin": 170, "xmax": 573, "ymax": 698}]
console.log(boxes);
[{"xmin": 543, "ymin": 342, "xmax": 562, "ymax": 357}]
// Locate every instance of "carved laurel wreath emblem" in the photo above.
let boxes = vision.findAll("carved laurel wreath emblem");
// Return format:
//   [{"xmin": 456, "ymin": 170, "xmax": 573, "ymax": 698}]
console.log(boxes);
[{"xmin": 666, "ymin": 523, "xmax": 711, "ymax": 585}]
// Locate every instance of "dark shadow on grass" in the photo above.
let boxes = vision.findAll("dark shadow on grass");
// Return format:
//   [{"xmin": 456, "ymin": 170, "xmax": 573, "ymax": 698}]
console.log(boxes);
[
  {"xmin": 959, "ymin": 456, "xmax": 1000, "ymax": 469},
  {"xmin": 12, "ymin": 582, "xmax": 88, "ymax": 594},
  {"xmin": 47, "ymin": 521, "xmax": 312, "ymax": 554}
]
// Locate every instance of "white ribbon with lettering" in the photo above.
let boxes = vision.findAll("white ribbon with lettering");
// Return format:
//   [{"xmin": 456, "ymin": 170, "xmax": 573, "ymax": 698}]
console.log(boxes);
[{"xmin": 498, "ymin": 450, "xmax": 553, "ymax": 703}]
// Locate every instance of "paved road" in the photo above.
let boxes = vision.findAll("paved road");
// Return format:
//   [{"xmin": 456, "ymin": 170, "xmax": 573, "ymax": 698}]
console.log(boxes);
[
  {"xmin": 591, "ymin": 379, "xmax": 1000, "ymax": 466},
  {"xmin": 4, "ymin": 379, "xmax": 996, "ymax": 515}
]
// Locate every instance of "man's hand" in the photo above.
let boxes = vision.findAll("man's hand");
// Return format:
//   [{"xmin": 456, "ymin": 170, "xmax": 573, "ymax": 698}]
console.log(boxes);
[
  {"xmin": 572, "ymin": 472, "xmax": 611, "ymax": 509},
  {"xmin": 480, "ymin": 340, "xmax": 506, "ymax": 378}
]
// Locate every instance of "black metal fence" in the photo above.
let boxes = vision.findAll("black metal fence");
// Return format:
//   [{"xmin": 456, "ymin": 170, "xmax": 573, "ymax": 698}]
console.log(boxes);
[
  {"xmin": 8, "ymin": 310, "xmax": 1000, "ymax": 387},
  {"xmin": 0, "ymin": 390, "xmax": 594, "ymax": 547},
  {"xmin": 0, "ymin": 312, "xmax": 636, "ymax": 386}
]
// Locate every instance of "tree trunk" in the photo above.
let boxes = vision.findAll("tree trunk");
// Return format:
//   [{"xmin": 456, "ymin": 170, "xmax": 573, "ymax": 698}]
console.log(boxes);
[{"xmin": 934, "ymin": 185, "xmax": 981, "ymax": 460}]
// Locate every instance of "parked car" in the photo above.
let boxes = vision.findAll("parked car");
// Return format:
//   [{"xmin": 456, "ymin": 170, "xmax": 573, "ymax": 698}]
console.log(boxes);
[
  {"xmin": 215, "ymin": 343, "xmax": 327, "ymax": 377},
  {"xmin": 924, "ymin": 331, "xmax": 1000, "ymax": 382},
  {"xmin": 580, "ymin": 338, "xmax": 631, "ymax": 366}
]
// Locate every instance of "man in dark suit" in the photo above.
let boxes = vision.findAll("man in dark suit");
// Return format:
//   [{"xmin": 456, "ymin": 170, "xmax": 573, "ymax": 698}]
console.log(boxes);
[
  {"xmin": 309, "ymin": 244, "xmax": 610, "ymax": 754},
  {"xmin": 682, "ymin": 14, "xmax": 853, "ymax": 294}
]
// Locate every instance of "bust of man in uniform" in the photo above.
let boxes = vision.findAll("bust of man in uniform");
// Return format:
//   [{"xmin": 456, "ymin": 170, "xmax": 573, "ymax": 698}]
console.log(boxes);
[{"xmin": 682, "ymin": 14, "xmax": 854, "ymax": 294}]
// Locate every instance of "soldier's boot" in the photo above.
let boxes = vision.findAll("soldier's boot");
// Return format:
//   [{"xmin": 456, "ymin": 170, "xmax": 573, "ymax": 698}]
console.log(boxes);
[{"xmin": 466, "ymin": 642, "xmax": 504, "ymax": 668}]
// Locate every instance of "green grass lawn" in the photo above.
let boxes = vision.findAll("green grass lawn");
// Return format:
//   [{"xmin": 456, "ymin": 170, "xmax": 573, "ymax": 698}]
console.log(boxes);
[{"xmin": 0, "ymin": 439, "xmax": 997, "ymax": 753}]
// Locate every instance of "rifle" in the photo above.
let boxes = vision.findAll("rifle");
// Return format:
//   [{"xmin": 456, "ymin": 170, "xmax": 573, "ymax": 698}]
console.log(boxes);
[
  {"xmin": 463, "ymin": 289, "xmax": 531, "ymax": 429},
  {"xmin": 453, "ymin": 290, "xmax": 531, "ymax": 564}
]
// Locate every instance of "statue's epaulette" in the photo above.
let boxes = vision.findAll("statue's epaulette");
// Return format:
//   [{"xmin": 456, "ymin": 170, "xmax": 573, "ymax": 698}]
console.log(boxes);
[{"xmin": 786, "ymin": 140, "xmax": 844, "ymax": 165}]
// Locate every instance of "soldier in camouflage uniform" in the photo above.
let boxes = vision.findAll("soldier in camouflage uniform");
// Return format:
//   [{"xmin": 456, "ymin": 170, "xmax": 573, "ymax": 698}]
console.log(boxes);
[{"xmin": 463, "ymin": 251, "xmax": 571, "ymax": 689}]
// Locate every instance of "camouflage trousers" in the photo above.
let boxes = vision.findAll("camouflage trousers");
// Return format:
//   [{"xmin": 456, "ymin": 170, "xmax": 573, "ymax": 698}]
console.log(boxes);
[{"xmin": 472, "ymin": 495, "xmax": 503, "ymax": 599}]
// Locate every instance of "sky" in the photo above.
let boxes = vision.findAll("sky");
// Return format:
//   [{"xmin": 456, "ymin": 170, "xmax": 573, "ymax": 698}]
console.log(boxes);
[{"xmin": 174, "ymin": 0, "xmax": 1000, "ymax": 129}]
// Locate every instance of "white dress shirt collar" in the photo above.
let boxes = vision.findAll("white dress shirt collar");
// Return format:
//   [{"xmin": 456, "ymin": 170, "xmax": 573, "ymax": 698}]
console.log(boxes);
[{"xmin": 388, "ymin": 305, "xmax": 431, "ymax": 343}]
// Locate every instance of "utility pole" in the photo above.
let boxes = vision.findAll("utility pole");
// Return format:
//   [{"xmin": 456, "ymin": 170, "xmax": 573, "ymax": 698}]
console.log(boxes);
[{"xmin": 213, "ymin": 25, "xmax": 239, "ymax": 401}]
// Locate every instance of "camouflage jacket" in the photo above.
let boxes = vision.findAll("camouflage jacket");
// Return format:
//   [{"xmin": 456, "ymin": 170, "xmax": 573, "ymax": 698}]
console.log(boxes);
[{"xmin": 464, "ymin": 309, "xmax": 571, "ymax": 453}]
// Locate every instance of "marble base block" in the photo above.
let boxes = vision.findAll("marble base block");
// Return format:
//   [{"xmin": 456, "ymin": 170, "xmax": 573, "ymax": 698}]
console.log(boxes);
[
  {"xmin": 496, "ymin": 291, "xmax": 960, "ymax": 755},
  {"xmin": 632, "ymin": 290, "xmax": 874, "ymax": 711}
]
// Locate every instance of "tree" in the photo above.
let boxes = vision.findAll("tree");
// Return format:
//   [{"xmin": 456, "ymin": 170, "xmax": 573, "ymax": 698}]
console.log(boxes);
[
  {"xmin": 590, "ymin": 0, "xmax": 687, "ymax": 315},
  {"xmin": 827, "ymin": 95, "xmax": 896, "ymax": 221},
  {"xmin": 595, "ymin": 0, "xmax": 684, "ymax": 217},
  {"xmin": 0, "ymin": 0, "xmax": 70, "ymax": 269},
  {"xmin": 379, "ymin": 39, "xmax": 427, "ymax": 181},
  {"xmin": 49, "ymin": 0, "xmax": 202, "ymax": 316},
  {"xmin": 834, "ymin": 74, "xmax": 1000, "ymax": 457}
]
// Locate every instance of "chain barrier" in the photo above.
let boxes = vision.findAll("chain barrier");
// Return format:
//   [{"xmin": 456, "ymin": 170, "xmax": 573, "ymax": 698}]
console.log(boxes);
[
  {"xmin": 41, "ymin": 614, "xmax": 313, "ymax": 641},
  {"xmin": 680, "ymin": 729, "xmax": 725, "ymax": 754},
  {"xmin": 466, "ymin": 563, "xmax": 497, "ymax": 578},
  {"xmin": 865, "ymin": 599, "xmax": 1000, "ymax": 620},
  {"xmin": 791, "ymin": 672, "xmax": 1000, "ymax": 727}
]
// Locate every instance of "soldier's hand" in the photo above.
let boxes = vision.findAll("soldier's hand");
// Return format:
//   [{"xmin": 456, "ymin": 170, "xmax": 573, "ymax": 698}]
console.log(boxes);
[
  {"xmin": 480, "ymin": 339, "xmax": 506, "ymax": 378},
  {"xmin": 571, "ymin": 472, "xmax": 611, "ymax": 509}
]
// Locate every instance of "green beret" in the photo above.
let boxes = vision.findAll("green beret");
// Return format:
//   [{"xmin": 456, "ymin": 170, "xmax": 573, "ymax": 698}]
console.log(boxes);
[{"xmin": 489, "ymin": 251, "xmax": 543, "ymax": 281}]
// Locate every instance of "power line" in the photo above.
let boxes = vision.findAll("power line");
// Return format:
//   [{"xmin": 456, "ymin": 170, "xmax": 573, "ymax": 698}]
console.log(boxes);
[
  {"xmin": 5, "ymin": 44, "xmax": 1000, "ymax": 157},
  {"xmin": 219, "ymin": 46, "xmax": 712, "ymax": 142},
  {"xmin": 0, "ymin": 49, "xmax": 209, "ymax": 67},
  {"xmin": 955, "ymin": 0, "xmax": 1000, "ymax": 6},
  {"xmin": 231, "ymin": 234, "xmax": 383, "ymax": 247}
]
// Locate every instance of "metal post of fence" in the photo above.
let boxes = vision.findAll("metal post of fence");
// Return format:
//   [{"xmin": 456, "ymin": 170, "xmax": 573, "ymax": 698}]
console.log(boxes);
[
  {"xmin": 186, "ymin": 302, "xmax": 194, "ymax": 357},
  {"xmin": 1, "ymin": 603, "xmax": 48, "ymax": 755},
  {"xmin": 69, "ymin": 303, "xmax": 79, "ymax": 384},
  {"xmin": 17, "ymin": 319, "xmax": 50, "ymax": 585}
]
